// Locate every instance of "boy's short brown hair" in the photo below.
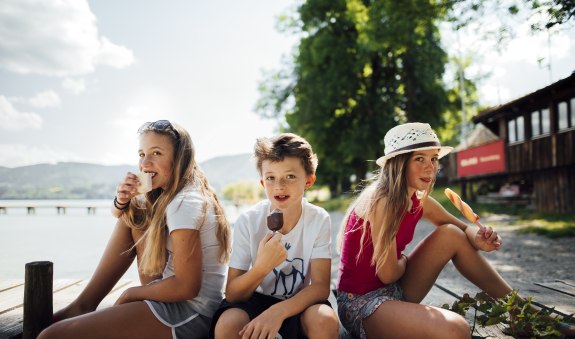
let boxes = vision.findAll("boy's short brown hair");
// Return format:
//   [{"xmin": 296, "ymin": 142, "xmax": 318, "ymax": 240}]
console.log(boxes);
[{"xmin": 254, "ymin": 133, "xmax": 318, "ymax": 176}]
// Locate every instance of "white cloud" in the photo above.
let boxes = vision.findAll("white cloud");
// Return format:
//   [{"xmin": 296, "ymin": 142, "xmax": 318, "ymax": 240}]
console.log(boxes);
[
  {"xmin": 62, "ymin": 78, "xmax": 86, "ymax": 94},
  {"xmin": 0, "ymin": 0, "xmax": 134, "ymax": 76},
  {"xmin": 28, "ymin": 90, "xmax": 61, "ymax": 108},
  {"xmin": 0, "ymin": 96, "xmax": 42, "ymax": 130},
  {"xmin": 0, "ymin": 144, "xmax": 80, "ymax": 167}
]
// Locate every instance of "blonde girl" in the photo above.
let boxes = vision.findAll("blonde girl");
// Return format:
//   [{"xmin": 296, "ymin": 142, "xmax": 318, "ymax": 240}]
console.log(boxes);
[
  {"xmin": 337, "ymin": 122, "xmax": 513, "ymax": 339},
  {"xmin": 40, "ymin": 120, "xmax": 231, "ymax": 339}
]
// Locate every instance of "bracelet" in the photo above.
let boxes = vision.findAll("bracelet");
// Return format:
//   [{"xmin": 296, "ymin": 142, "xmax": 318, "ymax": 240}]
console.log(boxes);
[{"xmin": 113, "ymin": 196, "xmax": 130, "ymax": 211}]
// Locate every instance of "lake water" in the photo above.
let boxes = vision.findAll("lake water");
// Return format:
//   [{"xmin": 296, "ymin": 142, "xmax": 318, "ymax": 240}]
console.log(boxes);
[{"xmin": 0, "ymin": 200, "xmax": 248, "ymax": 281}]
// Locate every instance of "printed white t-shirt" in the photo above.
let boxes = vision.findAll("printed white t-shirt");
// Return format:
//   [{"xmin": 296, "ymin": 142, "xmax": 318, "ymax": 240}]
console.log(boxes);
[
  {"xmin": 230, "ymin": 198, "xmax": 332, "ymax": 299},
  {"xmin": 162, "ymin": 185, "xmax": 227, "ymax": 317}
]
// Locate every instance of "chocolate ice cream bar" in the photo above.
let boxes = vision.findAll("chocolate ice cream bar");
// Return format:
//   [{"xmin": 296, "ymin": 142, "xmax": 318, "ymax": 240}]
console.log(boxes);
[{"xmin": 267, "ymin": 209, "xmax": 283, "ymax": 231}]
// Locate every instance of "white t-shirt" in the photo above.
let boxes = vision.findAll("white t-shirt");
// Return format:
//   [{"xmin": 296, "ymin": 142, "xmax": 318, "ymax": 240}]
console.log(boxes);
[
  {"xmin": 161, "ymin": 185, "xmax": 227, "ymax": 317},
  {"xmin": 230, "ymin": 199, "xmax": 332, "ymax": 300}
]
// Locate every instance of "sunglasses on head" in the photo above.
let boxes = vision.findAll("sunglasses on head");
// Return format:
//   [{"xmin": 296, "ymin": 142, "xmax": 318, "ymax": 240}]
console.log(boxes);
[{"xmin": 138, "ymin": 120, "xmax": 180, "ymax": 140}]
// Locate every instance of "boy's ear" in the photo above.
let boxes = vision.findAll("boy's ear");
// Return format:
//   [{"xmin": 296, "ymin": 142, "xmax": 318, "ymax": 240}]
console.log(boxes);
[
  {"xmin": 305, "ymin": 173, "xmax": 316, "ymax": 189},
  {"xmin": 260, "ymin": 179, "xmax": 264, "ymax": 187}
]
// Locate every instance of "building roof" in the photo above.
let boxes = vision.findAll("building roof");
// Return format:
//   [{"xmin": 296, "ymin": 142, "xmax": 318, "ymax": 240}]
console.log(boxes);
[{"xmin": 472, "ymin": 71, "xmax": 575, "ymax": 123}]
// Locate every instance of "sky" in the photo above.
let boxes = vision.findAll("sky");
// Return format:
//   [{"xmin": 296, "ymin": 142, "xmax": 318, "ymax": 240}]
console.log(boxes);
[{"xmin": 1, "ymin": 0, "xmax": 574, "ymax": 168}]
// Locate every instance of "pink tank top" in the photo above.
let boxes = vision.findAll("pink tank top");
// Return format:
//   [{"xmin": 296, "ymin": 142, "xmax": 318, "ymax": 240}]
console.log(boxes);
[{"xmin": 337, "ymin": 193, "xmax": 423, "ymax": 294}]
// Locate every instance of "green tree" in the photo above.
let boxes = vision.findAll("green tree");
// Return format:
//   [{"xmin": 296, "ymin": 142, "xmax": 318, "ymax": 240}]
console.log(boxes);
[{"xmin": 257, "ymin": 0, "xmax": 450, "ymax": 195}]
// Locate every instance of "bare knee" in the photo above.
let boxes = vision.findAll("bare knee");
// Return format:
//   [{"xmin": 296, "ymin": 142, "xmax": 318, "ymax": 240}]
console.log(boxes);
[
  {"xmin": 434, "ymin": 224, "xmax": 469, "ymax": 244},
  {"xmin": 301, "ymin": 304, "xmax": 339, "ymax": 339},
  {"xmin": 37, "ymin": 321, "xmax": 70, "ymax": 339},
  {"xmin": 444, "ymin": 313, "xmax": 471, "ymax": 339},
  {"xmin": 214, "ymin": 308, "xmax": 249, "ymax": 339}
]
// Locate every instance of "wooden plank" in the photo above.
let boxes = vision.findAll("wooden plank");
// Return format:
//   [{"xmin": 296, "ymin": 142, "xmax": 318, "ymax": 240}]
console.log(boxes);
[
  {"xmin": 0, "ymin": 280, "xmax": 23, "ymax": 293},
  {"xmin": 512, "ymin": 281, "xmax": 575, "ymax": 317},
  {"xmin": 535, "ymin": 280, "xmax": 575, "ymax": 298},
  {"xmin": 0, "ymin": 279, "xmax": 134, "ymax": 339},
  {"xmin": 0, "ymin": 280, "xmax": 81, "ymax": 316}
]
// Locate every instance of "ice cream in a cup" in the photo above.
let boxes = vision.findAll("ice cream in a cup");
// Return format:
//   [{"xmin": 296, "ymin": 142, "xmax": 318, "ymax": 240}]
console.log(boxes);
[{"xmin": 137, "ymin": 172, "xmax": 153, "ymax": 194}]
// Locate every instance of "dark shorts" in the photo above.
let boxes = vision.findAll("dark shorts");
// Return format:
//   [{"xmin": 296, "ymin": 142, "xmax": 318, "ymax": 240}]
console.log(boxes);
[{"xmin": 208, "ymin": 292, "xmax": 332, "ymax": 339}]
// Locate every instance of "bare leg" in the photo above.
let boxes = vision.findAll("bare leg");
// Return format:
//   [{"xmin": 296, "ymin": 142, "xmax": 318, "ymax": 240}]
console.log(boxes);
[
  {"xmin": 213, "ymin": 308, "xmax": 250, "ymax": 339},
  {"xmin": 401, "ymin": 224, "xmax": 513, "ymax": 303},
  {"xmin": 38, "ymin": 301, "xmax": 171, "ymax": 339},
  {"xmin": 53, "ymin": 219, "xmax": 138, "ymax": 320},
  {"xmin": 363, "ymin": 300, "xmax": 470, "ymax": 338},
  {"xmin": 300, "ymin": 304, "xmax": 339, "ymax": 339}
]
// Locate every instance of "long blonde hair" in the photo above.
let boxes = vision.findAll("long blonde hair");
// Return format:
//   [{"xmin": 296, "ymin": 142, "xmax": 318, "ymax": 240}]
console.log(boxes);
[
  {"xmin": 122, "ymin": 122, "xmax": 231, "ymax": 276},
  {"xmin": 338, "ymin": 152, "xmax": 433, "ymax": 273}
]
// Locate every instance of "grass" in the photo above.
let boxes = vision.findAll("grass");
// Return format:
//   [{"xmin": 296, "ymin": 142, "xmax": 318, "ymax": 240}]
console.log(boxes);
[{"xmin": 314, "ymin": 185, "xmax": 574, "ymax": 238}]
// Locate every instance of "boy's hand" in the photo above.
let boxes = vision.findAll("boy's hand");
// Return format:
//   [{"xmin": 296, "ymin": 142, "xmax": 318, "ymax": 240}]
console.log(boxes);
[
  {"xmin": 239, "ymin": 307, "xmax": 284, "ymax": 339},
  {"xmin": 254, "ymin": 233, "xmax": 287, "ymax": 273}
]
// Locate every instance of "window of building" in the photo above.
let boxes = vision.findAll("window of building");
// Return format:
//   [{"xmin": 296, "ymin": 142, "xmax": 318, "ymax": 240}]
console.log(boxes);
[
  {"xmin": 558, "ymin": 101, "xmax": 568, "ymax": 130},
  {"xmin": 532, "ymin": 110, "xmax": 541, "ymax": 136},
  {"xmin": 508, "ymin": 119, "xmax": 516, "ymax": 143},
  {"xmin": 516, "ymin": 116, "xmax": 525, "ymax": 141},
  {"xmin": 542, "ymin": 108, "xmax": 550, "ymax": 134},
  {"xmin": 571, "ymin": 98, "xmax": 575, "ymax": 127},
  {"xmin": 531, "ymin": 108, "xmax": 551, "ymax": 137}
]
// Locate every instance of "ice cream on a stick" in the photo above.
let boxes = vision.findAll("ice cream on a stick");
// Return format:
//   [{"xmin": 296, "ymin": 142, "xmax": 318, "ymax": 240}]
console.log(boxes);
[
  {"xmin": 137, "ymin": 172, "xmax": 153, "ymax": 194},
  {"xmin": 444, "ymin": 188, "xmax": 479, "ymax": 223},
  {"xmin": 267, "ymin": 209, "xmax": 284, "ymax": 232}
]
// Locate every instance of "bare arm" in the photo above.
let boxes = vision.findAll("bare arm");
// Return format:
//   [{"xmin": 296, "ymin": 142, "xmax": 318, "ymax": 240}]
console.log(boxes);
[
  {"xmin": 114, "ymin": 229, "xmax": 202, "ymax": 304},
  {"xmin": 370, "ymin": 198, "xmax": 408, "ymax": 285},
  {"xmin": 422, "ymin": 195, "xmax": 501, "ymax": 251},
  {"xmin": 225, "ymin": 232, "xmax": 287, "ymax": 303}
]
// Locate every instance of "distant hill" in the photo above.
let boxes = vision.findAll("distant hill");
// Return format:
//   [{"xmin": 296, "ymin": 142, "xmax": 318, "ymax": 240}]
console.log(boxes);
[
  {"xmin": 199, "ymin": 153, "xmax": 260, "ymax": 192},
  {"xmin": 0, "ymin": 154, "xmax": 259, "ymax": 199}
]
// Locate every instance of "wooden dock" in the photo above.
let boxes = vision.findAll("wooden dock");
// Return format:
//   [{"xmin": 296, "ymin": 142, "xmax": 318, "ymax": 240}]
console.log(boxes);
[
  {"xmin": 0, "ymin": 278, "xmax": 137, "ymax": 339},
  {"xmin": 1, "ymin": 277, "xmax": 574, "ymax": 338},
  {"xmin": 0, "ymin": 203, "xmax": 106, "ymax": 215}
]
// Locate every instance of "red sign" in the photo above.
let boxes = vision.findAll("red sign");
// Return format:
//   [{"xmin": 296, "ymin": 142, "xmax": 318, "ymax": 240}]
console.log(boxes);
[{"xmin": 457, "ymin": 140, "xmax": 506, "ymax": 177}]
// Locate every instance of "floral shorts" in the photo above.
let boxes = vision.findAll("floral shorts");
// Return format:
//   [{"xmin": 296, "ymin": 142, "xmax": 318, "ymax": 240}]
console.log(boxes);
[{"xmin": 336, "ymin": 283, "xmax": 404, "ymax": 339}]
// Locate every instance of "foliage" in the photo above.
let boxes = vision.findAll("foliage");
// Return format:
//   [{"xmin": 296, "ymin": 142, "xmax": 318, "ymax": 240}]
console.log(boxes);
[
  {"xmin": 221, "ymin": 180, "xmax": 265, "ymax": 206},
  {"xmin": 256, "ymin": 0, "xmax": 450, "ymax": 195},
  {"xmin": 448, "ymin": 0, "xmax": 575, "ymax": 33},
  {"xmin": 257, "ymin": 0, "xmax": 575, "ymax": 197},
  {"xmin": 442, "ymin": 290, "xmax": 570, "ymax": 338}
]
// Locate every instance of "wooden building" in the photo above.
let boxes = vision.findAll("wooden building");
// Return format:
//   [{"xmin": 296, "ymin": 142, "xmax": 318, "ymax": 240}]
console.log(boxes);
[{"xmin": 446, "ymin": 72, "xmax": 575, "ymax": 213}]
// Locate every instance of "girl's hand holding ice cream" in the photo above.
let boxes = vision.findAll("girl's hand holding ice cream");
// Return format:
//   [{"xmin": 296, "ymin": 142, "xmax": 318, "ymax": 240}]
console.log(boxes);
[
  {"xmin": 115, "ymin": 171, "xmax": 152, "ymax": 207},
  {"xmin": 444, "ymin": 188, "xmax": 501, "ymax": 251}
]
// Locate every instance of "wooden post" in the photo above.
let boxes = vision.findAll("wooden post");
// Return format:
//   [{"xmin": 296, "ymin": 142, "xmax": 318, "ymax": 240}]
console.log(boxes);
[{"xmin": 23, "ymin": 261, "xmax": 53, "ymax": 339}]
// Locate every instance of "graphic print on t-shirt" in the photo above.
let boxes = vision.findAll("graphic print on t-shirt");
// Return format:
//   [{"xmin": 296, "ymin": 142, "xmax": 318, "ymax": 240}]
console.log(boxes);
[{"xmin": 271, "ymin": 258, "xmax": 304, "ymax": 298}]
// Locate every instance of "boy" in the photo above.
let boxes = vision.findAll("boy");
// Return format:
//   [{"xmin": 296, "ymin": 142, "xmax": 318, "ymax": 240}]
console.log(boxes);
[{"xmin": 210, "ymin": 133, "xmax": 339, "ymax": 339}]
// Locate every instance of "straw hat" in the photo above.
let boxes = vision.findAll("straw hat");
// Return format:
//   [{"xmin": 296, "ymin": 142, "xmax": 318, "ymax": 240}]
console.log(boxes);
[{"xmin": 376, "ymin": 122, "xmax": 453, "ymax": 167}]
